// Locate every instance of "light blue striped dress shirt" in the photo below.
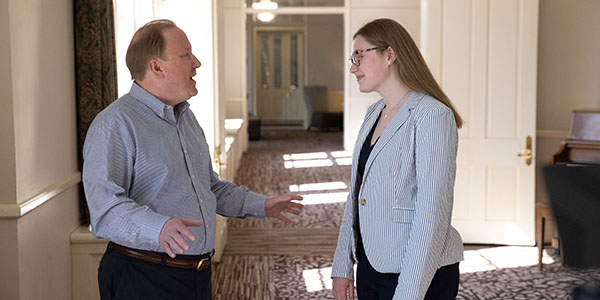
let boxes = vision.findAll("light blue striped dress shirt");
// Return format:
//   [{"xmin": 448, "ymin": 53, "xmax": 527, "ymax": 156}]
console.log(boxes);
[{"xmin": 83, "ymin": 82, "xmax": 266, "ymax": 255}]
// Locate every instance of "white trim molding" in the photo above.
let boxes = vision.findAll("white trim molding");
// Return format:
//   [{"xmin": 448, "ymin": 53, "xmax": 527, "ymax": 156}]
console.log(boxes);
[
  {"xmin": 244, "ymin": 6, "xmax": 345, "ymax": 15},
  {"xmin": 0, "ymin": 172, "xmax": 81, "ymax": 219}
]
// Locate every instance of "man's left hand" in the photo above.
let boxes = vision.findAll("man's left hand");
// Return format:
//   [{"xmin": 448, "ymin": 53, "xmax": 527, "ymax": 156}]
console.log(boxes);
[{"xmin": 265, "ymin": 194, "xmax": 304, "ymax": 223}]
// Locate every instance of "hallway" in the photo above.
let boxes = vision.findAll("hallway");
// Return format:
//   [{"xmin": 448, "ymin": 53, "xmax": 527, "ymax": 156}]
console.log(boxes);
[
  {"xmin": 213, "ymin": 127, "xmax": 348, "ymax": 299},
  {"xmin": 211, "ymin": 128, "xmax": 600, "ymax": 299}
]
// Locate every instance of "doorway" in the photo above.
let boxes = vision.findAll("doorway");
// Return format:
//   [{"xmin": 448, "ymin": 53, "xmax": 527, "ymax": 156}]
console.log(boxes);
[
  {"xmin": 255, "ymin": 30, "xmax": 305, "ymax": 123},
  {"xmin": 246, "ymin": 14, "xmax": 345, "ymax": 128}
]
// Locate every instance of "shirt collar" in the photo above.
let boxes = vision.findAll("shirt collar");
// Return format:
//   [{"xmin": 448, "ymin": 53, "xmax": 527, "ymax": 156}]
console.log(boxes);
[{"xmin": 129, "ymin": 82, "xmax": 190, "ymax": 123}]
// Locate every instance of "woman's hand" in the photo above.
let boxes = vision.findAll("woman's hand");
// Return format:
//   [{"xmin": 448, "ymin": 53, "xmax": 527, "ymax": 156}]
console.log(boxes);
[{"xmin": 332, "ymin": 277, "xmax": 355, "ymax": 300}]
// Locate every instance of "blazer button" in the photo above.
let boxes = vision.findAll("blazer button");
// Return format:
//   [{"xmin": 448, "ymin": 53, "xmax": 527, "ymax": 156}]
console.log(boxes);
[{"xmin": 360, "ymin": 199, "xmax": 366, "ymax": 206}]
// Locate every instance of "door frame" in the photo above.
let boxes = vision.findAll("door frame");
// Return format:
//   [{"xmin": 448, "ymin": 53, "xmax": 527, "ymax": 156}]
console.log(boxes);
[
  {"xmin": 253, "ymin": 26, "xmax": 306, "ymax": 123},
  {"xmin": 244, "ymin": 7, "xmax": 346, "ymax": 118}
]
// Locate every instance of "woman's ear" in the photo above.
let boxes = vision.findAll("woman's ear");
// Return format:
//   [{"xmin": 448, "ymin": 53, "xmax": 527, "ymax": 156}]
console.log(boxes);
[{"xmin": 386, "ymin": 47, "xmax": 397, "ymax": 65}]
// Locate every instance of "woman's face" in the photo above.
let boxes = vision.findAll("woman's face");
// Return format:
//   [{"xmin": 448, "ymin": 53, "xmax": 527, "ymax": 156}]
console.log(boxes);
[{"xmin": 349, "ymin": 35, "xmax": 391, "ymax": 93}]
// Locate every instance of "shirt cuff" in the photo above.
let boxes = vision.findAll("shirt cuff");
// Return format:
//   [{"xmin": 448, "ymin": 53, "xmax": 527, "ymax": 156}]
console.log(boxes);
[
  {"xmin": 331, "ymin": 264, "xmax": 355, "ymax": 280},
  {"xmin": 242, "ymin": 191, "xmax": 266, "ymax": 219},
  {"xmin": 140, "ymin": 211, "xmax": 171, "ymax": 245}
]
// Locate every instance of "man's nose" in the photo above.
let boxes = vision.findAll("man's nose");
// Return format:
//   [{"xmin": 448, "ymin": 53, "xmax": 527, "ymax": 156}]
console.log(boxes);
[{"xmin": 192, "ymin": 54, "xmax": 201, "ymax": 68}]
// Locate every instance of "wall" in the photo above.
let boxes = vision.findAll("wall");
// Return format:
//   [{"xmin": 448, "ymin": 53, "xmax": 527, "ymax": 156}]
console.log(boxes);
[
  {"xmin": 535, "ymin": 0, "xmax": 600, "ymax": 204},
  {"xmin": 10, "ymin": 0, "xmax": 78, "ymax": 204},
  {"xmin": 306, "ymin": 15, "xmax": 344, "ymax": 90},
  {"xmin": 0, "ymin": 0, "xmax": 81, "ymax": 298},
  {"xmin": 0, "ymin": 0, "xmax": 16, "ymax": 206},
  {"xmin": 223, "ymin": 0, "xmax": 248, "ymax": 148},
  {"xmin": 17, "ymin": 189, "xmax": 79, "ymax": 300}
]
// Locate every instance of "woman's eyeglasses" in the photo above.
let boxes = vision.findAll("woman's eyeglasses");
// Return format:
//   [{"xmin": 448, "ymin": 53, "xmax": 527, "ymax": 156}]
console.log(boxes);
[{"xmin": 348, "ymin": 46, "xmax": 387, "ymax": 67}]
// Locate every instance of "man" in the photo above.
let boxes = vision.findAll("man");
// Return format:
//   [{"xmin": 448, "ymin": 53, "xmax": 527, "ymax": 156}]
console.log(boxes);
[{"xmin": 82, "ymin": 19, "xmax": 303, "ymax": 300}]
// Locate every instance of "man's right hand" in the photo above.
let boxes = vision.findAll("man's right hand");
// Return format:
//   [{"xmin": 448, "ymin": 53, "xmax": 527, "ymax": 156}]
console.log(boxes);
[
  {"xmin": 158, "ymin": 218, "xmax": 204, "ymax": 258},
  {"xmin": 332, "ymin": 277, "xmax": 355, "ymax": 300}
]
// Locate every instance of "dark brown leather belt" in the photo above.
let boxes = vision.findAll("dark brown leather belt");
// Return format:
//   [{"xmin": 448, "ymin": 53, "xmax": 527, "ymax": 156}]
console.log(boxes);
[{"xmin": 109, "ymin": 243, "xmax": 212, "ymax": 271}]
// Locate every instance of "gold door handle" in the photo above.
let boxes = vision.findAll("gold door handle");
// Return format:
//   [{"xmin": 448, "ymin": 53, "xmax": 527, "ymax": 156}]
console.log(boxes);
[
  {"xmin": 213, "ymin": 146, "xmax": 227, "ymax": 170},
  {"xmin": 517, "ymin": 135, "xmax": 533, "ymax": 166}
]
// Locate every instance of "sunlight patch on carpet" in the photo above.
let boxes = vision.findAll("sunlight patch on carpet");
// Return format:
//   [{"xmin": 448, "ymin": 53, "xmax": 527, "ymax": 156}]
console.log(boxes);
[
  {"xmin": 299, "ymin": 192, "xmax": 348, "ymax": 205},
  {"xmin": 282, "ymin": 151, "xmax": 353, "ymax": 168},
  {"xmin": 290, "ymin": 181, "xmax": 347, "ymax": 192},
  {"xmin": 284, "ymin": 159, "xmax": 334, "ymax": 168},
  {"xmin": 283, "ymin": 152, "xmax": 329, "ymax": 160},
  {"xmin": 330, "ymin": 151, "xmax": 352, "ymax": 158},
  {"xmin": 334, "ymin": 157, "xmax": 352, "ymax": 165},
  {"xmin": 303, "ymin": 267, "xmax": 332, "ymax": 292},
  {"xmin": 460, "ymin": 246, "xmax": 557, "ymax": 274}
]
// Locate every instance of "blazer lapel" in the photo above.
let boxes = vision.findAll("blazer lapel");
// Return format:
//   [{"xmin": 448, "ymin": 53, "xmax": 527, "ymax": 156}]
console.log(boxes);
[
  {"xmin": 350, "ymin": 100, "xmax": 386, "ymax": 194},
  {"xmin": 362, "ymin": 92, "xmax": 422, "ymax": 180}
]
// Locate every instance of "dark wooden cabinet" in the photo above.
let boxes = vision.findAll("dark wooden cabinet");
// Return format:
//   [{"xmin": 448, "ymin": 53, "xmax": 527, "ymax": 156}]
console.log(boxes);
[{"xmin": 538, "ymin": 110, "xmax": 600, "ymax": 269}]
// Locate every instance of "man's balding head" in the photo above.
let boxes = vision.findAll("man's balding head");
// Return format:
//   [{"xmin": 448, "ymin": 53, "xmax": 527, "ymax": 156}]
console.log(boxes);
[{"xmin": 125, "ymin": 19, "xmax": 177, "ymax": 81}]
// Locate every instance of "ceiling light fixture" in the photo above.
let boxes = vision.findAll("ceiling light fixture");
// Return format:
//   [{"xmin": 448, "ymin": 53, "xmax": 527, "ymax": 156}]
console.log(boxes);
[
  {"xmin": 257, "ymin": 12, "xmax": 276, "ymax": 22},
  {"xmin": 252, "ymin": 0, "xmax": 277, "ymax": 23}
]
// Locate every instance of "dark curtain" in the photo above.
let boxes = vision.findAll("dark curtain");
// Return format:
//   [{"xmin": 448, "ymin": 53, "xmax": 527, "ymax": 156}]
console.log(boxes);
[{"xmin": 74, "ymin": 0, "xmax": 118, "ymax": 224}]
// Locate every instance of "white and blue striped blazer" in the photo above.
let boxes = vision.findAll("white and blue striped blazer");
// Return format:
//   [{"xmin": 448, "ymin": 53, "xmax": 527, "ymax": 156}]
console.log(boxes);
[{"xmin": 332, "ymin": 92, "xmax": 464, "ymax": 300}]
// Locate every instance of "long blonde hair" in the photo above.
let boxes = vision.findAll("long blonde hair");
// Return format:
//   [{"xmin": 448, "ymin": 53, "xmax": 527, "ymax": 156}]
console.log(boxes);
[{"xmin": 354, "ymin": 18, "xmax": 463, "ymax": 128}]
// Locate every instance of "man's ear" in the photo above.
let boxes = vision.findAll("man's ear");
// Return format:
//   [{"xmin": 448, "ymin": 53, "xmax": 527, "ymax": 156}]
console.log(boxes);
[{"xmin": 148, "ymin": 58, "xmax": 164, "ymax": 78}]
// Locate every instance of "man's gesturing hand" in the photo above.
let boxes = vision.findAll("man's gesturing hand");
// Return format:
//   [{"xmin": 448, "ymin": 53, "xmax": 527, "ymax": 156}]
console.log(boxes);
[
  {"xmin": 265, "ymin": 194, "xmax": 304, "ymax": 223},
  {"xmin": 158, "ymin": 218, "xmax": 204, "ymax": 258}
]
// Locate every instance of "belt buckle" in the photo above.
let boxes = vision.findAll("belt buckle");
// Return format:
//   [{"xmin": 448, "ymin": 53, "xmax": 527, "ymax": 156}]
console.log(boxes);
[{"xmin": 196, "ymin": 257, "xmax": 209, "ymax": 271}]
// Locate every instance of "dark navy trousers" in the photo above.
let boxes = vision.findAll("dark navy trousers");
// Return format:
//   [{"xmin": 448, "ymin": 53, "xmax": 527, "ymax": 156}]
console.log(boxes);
[
  {"xmin": 356, "ymin": 237, "xmax": 459, "ymax": 300},
  {"xmin": 98, "ymin": 244, "xmax": 212, "ymax": 300}
]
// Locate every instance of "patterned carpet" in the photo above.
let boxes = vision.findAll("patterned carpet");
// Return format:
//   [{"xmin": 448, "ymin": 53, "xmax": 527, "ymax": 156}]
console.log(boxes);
[{"xmin": 212, "ymin": 127, "xmax": 600, "ymax": 299}]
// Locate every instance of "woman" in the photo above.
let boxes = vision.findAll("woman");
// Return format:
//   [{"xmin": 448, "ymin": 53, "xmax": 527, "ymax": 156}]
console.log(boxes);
[{"xmin": 331, "ymin": 18, "xmax": 464, "ymax": 300}]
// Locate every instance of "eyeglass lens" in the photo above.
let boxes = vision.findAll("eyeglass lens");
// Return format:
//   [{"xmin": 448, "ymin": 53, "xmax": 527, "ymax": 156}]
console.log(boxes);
[{"xmin": 348, "ymin": 47, "xmax": 384, "ymax": 67}]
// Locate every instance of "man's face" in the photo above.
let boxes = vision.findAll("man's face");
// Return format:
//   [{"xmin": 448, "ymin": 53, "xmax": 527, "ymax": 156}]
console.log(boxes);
[{"xmin": 159, "ymin": 27, "xmax": 201, "ymax": 105}]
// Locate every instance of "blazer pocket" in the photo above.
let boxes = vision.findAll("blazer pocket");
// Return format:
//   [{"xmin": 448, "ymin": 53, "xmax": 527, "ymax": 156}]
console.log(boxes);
[{"xmin": 392, "ymin": 207, "xmax": 415, "ymax": 223}]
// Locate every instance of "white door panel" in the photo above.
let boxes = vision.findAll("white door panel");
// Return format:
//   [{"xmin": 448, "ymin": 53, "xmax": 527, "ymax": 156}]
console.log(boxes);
[
  {"xmin": 256, "ymin": 31, "xmax": 305, "ymax": 122},
  {"xmin": 424, "ymin": 0, "xmax": 538, "ymax": 245}
]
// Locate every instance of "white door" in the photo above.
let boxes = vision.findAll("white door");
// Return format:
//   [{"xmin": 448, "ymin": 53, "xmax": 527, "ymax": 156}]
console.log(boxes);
[
  {"xmin": 255, "ymin": 31, "xmax": 305, "ymax": 122},
  {"xmin": 422, "ymin": 0, "xmax": 538, "ymax": 245}
]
